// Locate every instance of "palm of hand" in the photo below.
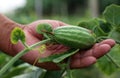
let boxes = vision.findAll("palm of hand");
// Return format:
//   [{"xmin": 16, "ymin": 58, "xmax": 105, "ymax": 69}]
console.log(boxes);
[{"xmin": 12, "ymin": 20, "xmax": 115, "ymax": 70}]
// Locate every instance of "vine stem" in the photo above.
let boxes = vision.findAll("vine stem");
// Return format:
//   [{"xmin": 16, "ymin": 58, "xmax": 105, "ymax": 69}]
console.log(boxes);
[
  {"xmin": 96, "ymin": 36, "xmax": 108, "ymax": 42},
  {"xmin": 22, "ymin": 42, "xmax": 29, "ymax": 48},
  {"xmin": 66, "ymin": 57, "xmax": 72, "ymax": 78},
  {"xmin": 57, "ymin": 49, "xmax": 79, "ymax": 78},
  {"xmin": 105, "ymin": 53, "xmax": 120, "ymax": 68},
  {"xmin": 0, "ymin": 39, "xmax": 51, "ymax": 76}
]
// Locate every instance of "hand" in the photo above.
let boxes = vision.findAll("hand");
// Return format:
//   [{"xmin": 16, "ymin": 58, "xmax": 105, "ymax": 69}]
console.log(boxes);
[{"xmin": 12, "ymin": 20, "xmax": 115, "ymax": 70}]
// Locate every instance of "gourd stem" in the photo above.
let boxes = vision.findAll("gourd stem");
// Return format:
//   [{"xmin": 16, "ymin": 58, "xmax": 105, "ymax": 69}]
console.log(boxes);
[
  {"xmin": 96, "ymin": 36, "xmax": 108, "ymax": 42},
  {"xmin": 66, "ymin": 57, "xmax": 72, "ymax": 78},
  {"xmin": 105, "ymin": 53, "xmax": 120, "ymax": 68},
  {"xmin": 59, "ymin": 68, "xmax": 66, "ymax": 78},
  {"xmin": 0, "ymin": 39, "xmax": 51, "ymax": 76}
]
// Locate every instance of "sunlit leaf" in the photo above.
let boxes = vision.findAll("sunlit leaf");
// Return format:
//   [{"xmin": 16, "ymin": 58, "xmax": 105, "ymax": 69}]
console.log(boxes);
[
  {"xmin": 36, "ymin": 23, "xmax": 52, "ymax": 34},
  {"xmin": 10, "ymin": 27, "xmax": 25, "ymax": 44},
  {"xmin": 103, "ymin": 4, "xmax": 120, "ymax": 26},
  {"xmin": 2, "ymin": 65, "xmax": 28, "ymax": 78},
  {"xmin": 2, "ymin": 63, "xmax": 46, "ymax": 78},
  {"xmin": 12, "ymin": 69, "xmax": 45, "ymax": 78}
]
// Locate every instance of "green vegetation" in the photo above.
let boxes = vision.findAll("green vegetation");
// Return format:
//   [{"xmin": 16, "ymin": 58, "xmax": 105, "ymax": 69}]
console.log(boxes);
[{"xmin": 0, "ymin": 1, "xmax": 120, "ymax": 78}]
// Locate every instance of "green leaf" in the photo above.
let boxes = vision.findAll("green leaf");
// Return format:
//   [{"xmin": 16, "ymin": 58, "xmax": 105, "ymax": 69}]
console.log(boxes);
[
  {"xmin": 0, "ymin": 53, "xmax": 11, "ymax": 67},
  {"xmin": 99, "ymin": 21, "xmax": 112, "ymax": 33},
  {"xmin": 12, "ymin": 69, "xmax": 45, "ymax": 78},
  {"xmin": 10, "ymin": 27, "xmax": 25, "ymax": 44},
  {"xmin": 103, "ymin": 4, "xmax": 120, "ymax": 26},
  {"xmin": 77, "ymin": 18, "xmax": 99, "ymax": 30},
  {"xmin": 39, "ymin": 49, "xmax": 79, "ymax": 63},
  {"xmin": 53, "ymin": 49, "xmax": 79, "ymax": 63},
  {"xmin": 43, "ymin": 70, "xmax": 62, "ymax": 78},
  {"xmin": 94, "ymin": 20, "xmax": 111, "ymax": 37},
  {"xmin": 108, "ymin": 28, "xmax": 120, "ymax": 43},
  {"xmin": 36, "ymin": 23, "xmax": 52, "ymax": 34},
  {"xmin": 2, "ymin": 63, "xmax": 46, "ymax": 78},
  {"xmin": 96, "ymin": 55, "xmax": 117, "ymax": 75},
  {"xmin": 109, "ymin": 44, "xmax": 120, "ymax": 65},
  {"xmin": 96, "ymin": 44, "xmax": 120, "ymax": 75},
  {"xmin": 2, "ymin": 65, "xmax": 28, "ymax": 78}
]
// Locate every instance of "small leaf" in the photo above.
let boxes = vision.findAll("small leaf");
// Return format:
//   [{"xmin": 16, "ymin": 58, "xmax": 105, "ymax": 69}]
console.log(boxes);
[
  {"xmin": 39, "ymin": 49, "xmax": 79, "ymax": 63},
  {"xmin": 103, "ymin": 4, "xmax": 120, "ymax": 26},
  {"xmin": 10, "ymin": 27, "xmax": 25, "ymax": 44},
  {"xmin": 37, "ymin": 44, "xmax": 46, "ymax": 54},
  {"xmin": 36, "ymin": 23, "xmax": 52, "ymax": 34},
  {"xmin": 53, "ymin": 49, "xmax": 79, "ymax": 63}
]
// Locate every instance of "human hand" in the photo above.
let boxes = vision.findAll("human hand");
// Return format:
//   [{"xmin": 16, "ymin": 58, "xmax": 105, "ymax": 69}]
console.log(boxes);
[{"xmin": 12, "ymin": 20, "xmax": 115, "ymax": 70}]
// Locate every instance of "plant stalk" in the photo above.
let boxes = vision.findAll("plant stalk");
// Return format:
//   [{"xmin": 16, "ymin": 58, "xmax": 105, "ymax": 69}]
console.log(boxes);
[
  {"xmin": 66, "ymin": 57, "xmax": 72, "ymax": 78},
  {"xmin": 105, "ymin": 53, "xmax": 120, "ymax": 68},
  {"xmin": 0, "ymin": 39, "xmax": 51, "ymax": 76},
  {"xmin": 22, "ymin": 41, "xmax": 29, "ymax": 48}
]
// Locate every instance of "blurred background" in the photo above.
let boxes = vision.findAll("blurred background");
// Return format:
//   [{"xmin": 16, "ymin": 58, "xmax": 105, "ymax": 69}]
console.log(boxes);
[
  {"xmin": 0, "ymin": 0, "xmax": 120, "ymax": 78},
  {"xmin": 0, "ymin": 0, "xmax": 120, "ymax": 24}
]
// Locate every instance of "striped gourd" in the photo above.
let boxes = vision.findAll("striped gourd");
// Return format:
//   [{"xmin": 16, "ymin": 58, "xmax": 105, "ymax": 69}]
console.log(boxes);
[{"xmin": 52, "ymin": 26, "xmax": 96, "ymax": 49}]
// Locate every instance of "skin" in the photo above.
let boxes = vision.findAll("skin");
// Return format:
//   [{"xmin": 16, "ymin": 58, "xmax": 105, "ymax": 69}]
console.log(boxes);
[{"xmin": 0, "ymin": 14, "xmax": 115, "ymax": 70}]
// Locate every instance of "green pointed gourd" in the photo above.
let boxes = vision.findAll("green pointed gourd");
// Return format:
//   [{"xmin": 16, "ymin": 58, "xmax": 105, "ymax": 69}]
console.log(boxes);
[{"xmin": 52, "ymin": 26, "xmax": 96, "ymax": 49}]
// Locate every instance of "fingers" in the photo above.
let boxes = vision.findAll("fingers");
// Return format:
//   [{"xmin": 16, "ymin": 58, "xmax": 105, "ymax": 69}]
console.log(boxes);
[
  {"xmin": 75, "ymin": 39, "xmax": 115, "ymax": 58},
  {"xmin": 92, "ymin": 39, "xmax": 116, "ymax": 58},
  {"xmin": 99, "ymin": 39, "xmax": 116, "ymax": 47},
  {"xmin": 29, "ymin": 20, "xmax": 68, "ymax": 29},
  {"xmin": 70, "ymin": 39, "xmax": 115, "ymax": 69},
  {"xmin": 58, "ymin": 21, "xmax": 68, "ymax": 26},
  {"xmin": 92, "ymin": 44, "xmax": 111, "ymax": 58},
  {"xmin": 71, "ymin": 56, "xmax": 96, "ymax": 69}
]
